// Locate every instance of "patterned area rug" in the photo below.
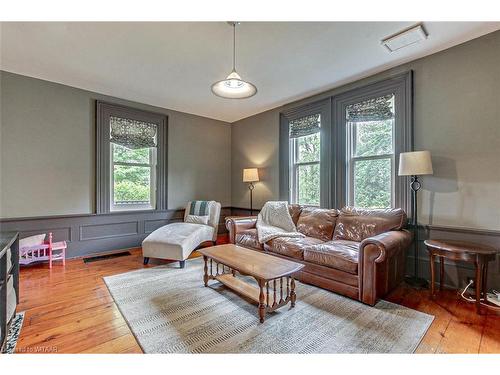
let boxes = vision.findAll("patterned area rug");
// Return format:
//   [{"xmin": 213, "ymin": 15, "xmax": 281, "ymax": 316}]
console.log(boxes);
[
  {"xmin": 2, "ymin": 312, "xmax": 25, "ymax": 354},
  {"xmin": 104, "ymin": 258, "xmax": 433, "ymax": 353}
]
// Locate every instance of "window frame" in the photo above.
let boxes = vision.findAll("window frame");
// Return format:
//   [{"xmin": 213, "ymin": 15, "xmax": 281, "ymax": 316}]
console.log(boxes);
[
  {"xmin": 280, "ymin": 99, "xmax": 331, "ymax": 208},
  {"xmin": 333, "ymin": 72, "xmax": 413, "ymax": 213},
  {"xmin": 96, "ymin": 101, "xmax": 168, "ymax": 214},
  {"xmin": 289, "ymin": 133, "xmax": 321, "ymax": 206},
  {"xmin": 346, "ymin": 98, "xmax": 396, "ymax": 208}
]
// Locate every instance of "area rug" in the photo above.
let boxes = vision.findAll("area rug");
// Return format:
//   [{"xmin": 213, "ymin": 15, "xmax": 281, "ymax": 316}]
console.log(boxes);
[
  {"xmin": 2, "ymin": 312, "xmax": 25, "ymax": 354},
  {"xmin": 104, "ymin": 258, "xmax": 433, "ymax": 353}
]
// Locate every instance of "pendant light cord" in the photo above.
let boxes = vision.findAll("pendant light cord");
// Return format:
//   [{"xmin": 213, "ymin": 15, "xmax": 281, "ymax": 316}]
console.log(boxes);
[{"xmin": 232, "ymin": 22, "xmax": 236, "ymax": 71}]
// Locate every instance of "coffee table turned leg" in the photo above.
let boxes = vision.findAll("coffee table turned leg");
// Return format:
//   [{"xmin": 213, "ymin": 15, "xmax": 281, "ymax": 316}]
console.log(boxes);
[
  {"xmin": 203, "ymin": 256, "xmax": 209, "ymax": 287},
  {"xmin": 290, "ymin": 277, "xmax": 296, "ymax": 308},
  {"xmin": 258, "ymin": 279, "xmax": 266, "ymax": 323}
]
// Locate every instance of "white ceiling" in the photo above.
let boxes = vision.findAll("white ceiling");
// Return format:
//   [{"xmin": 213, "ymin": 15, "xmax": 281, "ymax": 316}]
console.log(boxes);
[{"xmin": 1, "ymin": 22, "xmax": 499, "ymax": 122}]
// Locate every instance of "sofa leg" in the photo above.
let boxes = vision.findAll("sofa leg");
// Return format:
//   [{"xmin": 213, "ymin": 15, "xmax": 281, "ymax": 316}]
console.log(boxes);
[
  {"xmin": 143, "ymin": 257, "xmax": 150, "ymax": 265},
  {"xmin": 179, "ymin": 260, "xmax": 185, "ymax": 269}
]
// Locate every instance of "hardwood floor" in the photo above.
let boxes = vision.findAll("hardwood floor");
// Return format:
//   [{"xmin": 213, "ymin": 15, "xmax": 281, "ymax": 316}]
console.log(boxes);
[{"xmin": 15, "ymin": 235, "xmax": 499, "ymax": 354}]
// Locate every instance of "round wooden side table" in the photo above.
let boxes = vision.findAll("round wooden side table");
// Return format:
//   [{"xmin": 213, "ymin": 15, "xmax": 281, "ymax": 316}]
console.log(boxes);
[{"xmin": 424, "ymin": 239, "xmax": 498, "ymax": 314}]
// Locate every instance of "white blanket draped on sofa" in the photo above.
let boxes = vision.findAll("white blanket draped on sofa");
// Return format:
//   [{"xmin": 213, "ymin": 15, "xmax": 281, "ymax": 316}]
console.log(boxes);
[{"xmin": 256, "ymin": 201, "xmax": 304, "ymax": 243}]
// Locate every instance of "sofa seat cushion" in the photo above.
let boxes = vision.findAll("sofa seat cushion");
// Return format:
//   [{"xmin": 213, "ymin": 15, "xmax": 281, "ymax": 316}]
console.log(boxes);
[
  {"xmin": 265, "ymin": 236, "xmax": 324, "ymax": 260},
  {"xmin": 296, "ymin": 207, "xmax": 339, "ymax": 241},
  {"xmin": 235, "ymin": 228, "xmax": 263, "ymax": 250},
  {"xmin": 333, "ymin": 206, "xmax": 407, "ymax": 242},
  {"xmin": 303, "ymin": 240, "xmax": 360, "ymax": 274}
]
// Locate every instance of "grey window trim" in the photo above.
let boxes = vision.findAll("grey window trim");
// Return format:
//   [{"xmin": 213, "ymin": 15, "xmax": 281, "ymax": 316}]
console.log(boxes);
[
  {"xmin": 332, "ymin": 71, "xmax": 413, "ymax": 213},
  {"xmin": 279, "ymin": 98, "xmax": 331, "ymax": 208},
  {"xmin": 96, "ymin": 101, "xmax": 168, "ymax": 214}
]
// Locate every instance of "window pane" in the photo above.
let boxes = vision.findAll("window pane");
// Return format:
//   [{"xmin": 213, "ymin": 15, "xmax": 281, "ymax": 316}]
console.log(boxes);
[
  {"xmin": 296, "ymin": 132, "xmax": 320, "ymax": 163},
  {"xmin": 113, "ymin": 143, "xmax": 150, "ymax": 164},
  {"xmin": 113, "ymin": 165, "xmax": 151, "ymax": 204},
  {"xmin": 347, "ymin": 93, "xmax": 395, "ymax": 157},
  {"xmin": 353, "ymin": 158, "xmax": 391, "ymax": 208},
  {"xmin": 353, "ymin": 120, "xmax": 393, "ymax": 157},
  {"xmin": 297, "ymin": 163, "xmax": 320, "ymax": 206}
]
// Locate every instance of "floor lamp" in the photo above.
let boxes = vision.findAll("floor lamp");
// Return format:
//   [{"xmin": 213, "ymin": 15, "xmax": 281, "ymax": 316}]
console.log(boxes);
[
  {"xmin": 398, "ymin": 151, "xmax": 433, "ymax": 288},
  {"xmin": 243, "ymin": 168, "xmax": 259, "ymax": 215}
]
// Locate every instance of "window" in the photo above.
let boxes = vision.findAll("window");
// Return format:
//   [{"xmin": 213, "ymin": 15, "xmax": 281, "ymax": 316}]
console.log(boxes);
[
  {"xmin": 96, "ymin": 102, "xmax": 168, "ymax": 214},
  {"xmin": 280, "ymin": 72, "xmax": 412, "ymax": 213},
  {"xmin": 290, "ymin": 118, "xmax": 321, "ymax": 205},
  {"xmin": 346, "ymin": 94, "xmax": 395, "ymax": 208},
  {"xmin": 279, "ymin": 99, "xmax": 331, "ymax": 208},
  {"xmin": 333, "ymin": 72, "xmax": 412, "ymax": 212},
  {"xmin": 111, "ymin": 142, "xmax": 157, "ymax": 211}
]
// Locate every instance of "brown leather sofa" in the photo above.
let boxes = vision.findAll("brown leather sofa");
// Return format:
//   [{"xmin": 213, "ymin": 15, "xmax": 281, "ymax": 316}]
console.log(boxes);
[{"xmin": 226, "ymin": 205, "xmax": 412, "ymax": 306}]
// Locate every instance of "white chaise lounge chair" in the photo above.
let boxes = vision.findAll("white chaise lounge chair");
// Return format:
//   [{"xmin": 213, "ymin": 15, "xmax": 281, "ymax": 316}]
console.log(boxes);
[{"xmin": 142, "ymin": 200, "xmax": 221, "ymax": 268}]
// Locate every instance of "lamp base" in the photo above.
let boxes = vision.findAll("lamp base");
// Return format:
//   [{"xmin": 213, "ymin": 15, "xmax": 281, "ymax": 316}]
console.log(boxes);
[{"xmin": 405, "ymin": 276, "xmax": 429, "ymax": 289}]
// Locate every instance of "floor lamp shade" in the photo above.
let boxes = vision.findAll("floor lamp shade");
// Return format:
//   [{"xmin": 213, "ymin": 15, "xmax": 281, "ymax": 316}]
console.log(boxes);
[
  {"xmin": 243, "ymin": 168, "xmax": 259, "ymax": 182},
  {"xmin": 398, "ymin": 151, "xmax": 433, "ymax": 176}
]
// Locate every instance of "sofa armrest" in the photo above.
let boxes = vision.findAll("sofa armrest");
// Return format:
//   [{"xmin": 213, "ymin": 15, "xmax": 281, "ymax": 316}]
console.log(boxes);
[
  {"xmin": 360, "ymin": 230, "xmax": 412, "ymax": 263},
  {"xmin": 358, "ymin": 230, "xmax": 412, "ymax": 305},
  {"xmin": 225, "ymin": 216, "xmax": 258, "ymax": 244}
]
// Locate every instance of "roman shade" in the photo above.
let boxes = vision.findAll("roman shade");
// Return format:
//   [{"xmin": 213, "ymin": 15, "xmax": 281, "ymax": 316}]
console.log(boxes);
[
  {"xmin": 289, "ymin": 114, "xmax": 321, "ymax": 138},
  {"xmin": 346, "ymin": 94, "xmax": 394, "ymax": 122},
  {"xmin": 110, "ymin": 116, "xmax": 157, "ymax": 149}
]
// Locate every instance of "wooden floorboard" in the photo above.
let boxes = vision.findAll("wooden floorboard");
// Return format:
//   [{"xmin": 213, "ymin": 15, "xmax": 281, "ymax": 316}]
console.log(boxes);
[{"xmin": 14, "ymin": 235, "xmax": 499, "ymax": 354}]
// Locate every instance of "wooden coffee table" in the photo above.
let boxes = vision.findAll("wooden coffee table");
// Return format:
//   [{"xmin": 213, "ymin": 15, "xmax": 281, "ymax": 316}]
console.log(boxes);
[{"xmin": 199, "ymin": 244, "xmax": 304, "ymax": 323}]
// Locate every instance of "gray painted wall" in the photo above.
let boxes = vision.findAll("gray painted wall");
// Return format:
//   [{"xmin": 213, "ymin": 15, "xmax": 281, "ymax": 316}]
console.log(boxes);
[
  {"xmin": 231, "ymin": 110, "xmax": 281, "ymax": 210},
  {"xmin": 231, "ymin": 30, "xmax": 500, "ymax": 232},
  {"xmin": 0, "ymin": 71, "xmax": 232, "ymax": 218}
]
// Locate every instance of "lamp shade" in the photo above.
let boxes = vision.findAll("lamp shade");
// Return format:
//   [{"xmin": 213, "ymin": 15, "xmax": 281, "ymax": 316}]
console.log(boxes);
[
  {"xmin": 243, "ymin": 168, "xmax": 259, "ymax": 182},
  {"xmin": 398, "ymin": 151, "xmax": 433, "ymax": 176}
]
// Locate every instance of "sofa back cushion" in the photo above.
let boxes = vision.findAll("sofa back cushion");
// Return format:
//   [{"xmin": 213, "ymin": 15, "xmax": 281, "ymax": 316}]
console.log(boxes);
[
  {"xmin": 288, "ymin": 204, "xmax": 302, "ymax": 226},
  {"xmin": 333, "ymin": 206, "xmax": 407, "ymax": 242},
  {"xmin": 296, "ymin": 207, "xmax": 338, "ymax": 241}
]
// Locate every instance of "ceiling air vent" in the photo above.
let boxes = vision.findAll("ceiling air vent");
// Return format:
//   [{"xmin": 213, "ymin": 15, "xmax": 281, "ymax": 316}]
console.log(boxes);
[{"xmin": 381, "ymin": 24, "xmax": 428, "ymax": 52}]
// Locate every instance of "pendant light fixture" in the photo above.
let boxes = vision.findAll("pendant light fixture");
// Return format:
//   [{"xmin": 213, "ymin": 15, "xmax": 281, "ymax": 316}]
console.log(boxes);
[{"xmin": 211, "ymin": 22, "xmax": 257, "ymax": 99}]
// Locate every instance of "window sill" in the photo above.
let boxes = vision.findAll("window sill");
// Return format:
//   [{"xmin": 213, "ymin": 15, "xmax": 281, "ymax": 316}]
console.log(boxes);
[{"xmin": 98, "ymin": 209, "xmax": 169, "ymax": 216}]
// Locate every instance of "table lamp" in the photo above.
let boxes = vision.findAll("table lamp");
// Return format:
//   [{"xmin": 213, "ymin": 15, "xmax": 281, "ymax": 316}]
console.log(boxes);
[
  {"xmin": 243, "ymin": 168, "xmax": 259, "ymax": 215},
  {"xmin": 398, "ymin": 151, "xmax": 433, "ymax": 288}
]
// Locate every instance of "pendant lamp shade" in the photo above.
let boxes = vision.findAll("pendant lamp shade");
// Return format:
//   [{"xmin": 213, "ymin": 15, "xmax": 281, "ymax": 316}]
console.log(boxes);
[{"xmin": 211, "ymin": 22, "xmax": 257, "ymax": 99}]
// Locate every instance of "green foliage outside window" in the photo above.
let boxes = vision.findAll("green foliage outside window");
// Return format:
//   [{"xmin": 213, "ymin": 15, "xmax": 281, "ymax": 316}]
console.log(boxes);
[
  {"xmin": 295, "ymin": 133, "xmax": 321, "ymax": 206},
  {"xmin": 112, "ymin": 144, "xmax": 152, "ymax": 203},
  {"xmin": 354, "ymin": 121, "xmax": 393, "ymax": 157},
  {"xmin": 293, "ymin": 119, "xmax": 394, "ymax": 209},
  {"xmin": 354, "ymin": 158, "xmax": 392, "ymax": 208},
  {"xmin": 352, "ymin": 119, "xmax": 393, "ymax": 208},
  {"xmin": 298, "ymin": 163, "xmax": 320, "ymax": 206},
  {"xmin": 113, "ymin": 144, "xmax": 149, "ymax": 163}
]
